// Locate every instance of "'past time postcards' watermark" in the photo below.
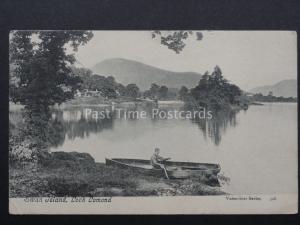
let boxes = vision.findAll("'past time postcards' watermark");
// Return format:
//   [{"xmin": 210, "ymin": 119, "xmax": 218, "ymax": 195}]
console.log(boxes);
[{"xmin": 84, "ymin": 107, "xmax": 213, "ymax": 120}]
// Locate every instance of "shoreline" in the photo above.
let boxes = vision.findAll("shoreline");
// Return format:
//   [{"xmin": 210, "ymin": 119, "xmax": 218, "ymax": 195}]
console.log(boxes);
[
  {"xmin": 9, "ymin": 151, "xmax": 226, "ymax": 197},
  {"xmin": 9, "ymin": 98, "xmax": 297, "ymax": 112}
]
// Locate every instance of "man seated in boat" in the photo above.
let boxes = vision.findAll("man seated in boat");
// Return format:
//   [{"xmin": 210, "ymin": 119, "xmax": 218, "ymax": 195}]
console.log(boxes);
[{"xmin": 150, "ymin": 148, "xmax": 170, "ymax": 169}]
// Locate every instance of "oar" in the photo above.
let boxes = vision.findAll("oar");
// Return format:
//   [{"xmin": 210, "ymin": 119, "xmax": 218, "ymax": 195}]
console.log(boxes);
[{"xmin": 162, "ymin": 165, "xmax": 169, "ymax": 179}]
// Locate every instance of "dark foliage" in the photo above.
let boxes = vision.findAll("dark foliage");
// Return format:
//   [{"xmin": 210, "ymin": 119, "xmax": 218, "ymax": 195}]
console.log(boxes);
[
  {"xmin": 250, "ymin": 93, "xmax": 297, "ymax": 102},
  {"xmin": 143, "ymin": 83, "xmax": 170, "ymax": 100},
  {"xmin": 152, "ymin": 31, "xmax": 203, "ymax": 54},
  {"xmin": 9, "ymin": 31, "xmax": 93, "ymax": 160},
  {"xmin": 189, "ymin": 66, "xmax": 243, "ymax": 110},
  {"xmin": 10, "ymin": 31, "xmax": 93, "ymax": 108}
]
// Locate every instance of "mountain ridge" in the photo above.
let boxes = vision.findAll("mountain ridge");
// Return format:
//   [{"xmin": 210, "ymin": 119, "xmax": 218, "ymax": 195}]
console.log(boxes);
[
  {"xmin": 91, "ymin": 58, "xmax": 202, "ymax": 90},
  {"xmin": 249, "ymin": 79, "xmax": 297, "ymax": 98}
]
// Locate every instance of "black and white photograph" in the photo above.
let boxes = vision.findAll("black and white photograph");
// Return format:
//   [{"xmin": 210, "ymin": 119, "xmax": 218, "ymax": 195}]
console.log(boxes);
[{"xmin": 8, "ymin": 30, "xmax": 297, "ymax": 214}]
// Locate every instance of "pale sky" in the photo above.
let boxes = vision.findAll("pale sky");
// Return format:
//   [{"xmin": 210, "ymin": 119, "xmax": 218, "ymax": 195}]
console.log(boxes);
[{"xmin": 74, "ymin": 31, "xmax": 297, "ymax": 90}]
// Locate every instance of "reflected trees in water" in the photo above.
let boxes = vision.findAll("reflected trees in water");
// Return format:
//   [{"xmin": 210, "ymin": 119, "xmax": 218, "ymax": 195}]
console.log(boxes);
[
  {"xmin": 191, "ymin": 109, "xmax": 238, "ymax": 145},
  {"xmin": 50, "ymin": 109, "xmax": 114, "ymax": 146},
  {"xmin": 10, "ymin": 105, "xmax": 241, "ymax": 153}
]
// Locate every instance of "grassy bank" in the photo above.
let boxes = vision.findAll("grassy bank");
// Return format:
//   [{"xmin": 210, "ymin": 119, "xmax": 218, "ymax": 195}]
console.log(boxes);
[{"xmin": 9, "ymin": 152, "xmax": 225, "ymax": 197}]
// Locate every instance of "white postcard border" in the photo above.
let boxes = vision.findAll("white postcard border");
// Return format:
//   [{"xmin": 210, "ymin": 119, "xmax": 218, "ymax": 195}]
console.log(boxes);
[{"xmin": 9, "ymin": 194, "xmax": 298, "ymax": 214}]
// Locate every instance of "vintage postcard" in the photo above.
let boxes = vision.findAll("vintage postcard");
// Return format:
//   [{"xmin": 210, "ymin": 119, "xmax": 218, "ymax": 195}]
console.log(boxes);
[{"xmin": 9, "ymin": 30, "xmax": 297, "ymax": 214}]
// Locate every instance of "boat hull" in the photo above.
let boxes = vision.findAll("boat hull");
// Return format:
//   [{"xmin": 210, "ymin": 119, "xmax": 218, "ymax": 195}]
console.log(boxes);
[{"xmin": 105, "ymin": 158, "xmax": 221, "ymax": 180}]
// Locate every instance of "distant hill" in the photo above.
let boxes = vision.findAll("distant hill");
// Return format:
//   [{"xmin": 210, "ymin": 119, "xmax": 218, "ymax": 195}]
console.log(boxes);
[
  {"xmin": 91, "ymin": 58, "xmax": 202, "ymax": 90},
  {"xmin": 249, "ymin": 79, "xmax": 297, "ymax": 98}
]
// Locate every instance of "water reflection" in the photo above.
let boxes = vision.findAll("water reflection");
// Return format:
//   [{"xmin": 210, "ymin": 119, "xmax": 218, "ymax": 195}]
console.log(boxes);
[
  {"xmin": 48, "ymin": 105, "xmax": 239, "ymax": 147},
  {"xmin": 9, "ymin": 102, "xmax": 298, "ymax": 194},
  {"xmin": 51, "ymin": 109, "xmax": 114, "ymax": 143},
  {"xmin": 10, "ymin": 105, "xmax": 240, "ymax": 148},
  {"xmin": 192, "ymin": 109, "xmax": 238, "ymax": 145}
]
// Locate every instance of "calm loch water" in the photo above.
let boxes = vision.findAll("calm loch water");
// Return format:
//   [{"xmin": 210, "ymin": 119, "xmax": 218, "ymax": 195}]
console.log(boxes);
[{"xmin": 32, "ymin": 103, "xmax": 299, "ymax": 194}]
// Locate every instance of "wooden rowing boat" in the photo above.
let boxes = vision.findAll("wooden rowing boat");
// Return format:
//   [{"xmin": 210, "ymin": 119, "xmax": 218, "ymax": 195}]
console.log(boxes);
[{"xmin": 105, "ymin": 158, "xmax": 221, "ymax": 179}]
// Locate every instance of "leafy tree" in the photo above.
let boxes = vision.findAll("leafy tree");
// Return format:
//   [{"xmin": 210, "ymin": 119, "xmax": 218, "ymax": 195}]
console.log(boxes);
[
  {"xmin": 116, "ymin": 83, "xmax": 127, "ymax": 96},
  {"xmin": 95, "ymin": 75, "xmax": 116, "ymax": 98},
  {"xmin": 152, "ymin": 30, "xmax": 203, "ymax": 54},
  {"xmin": 71, "ymin": 66, "xmax": 93, "ymax": 79},
  {"xmin": 10, "ymin": 31, "xmax": 93, "ymax": 111},
  {"xmin": 81, "ymin": 74, "xmax": 117, "ymax": 98},
  {"xmin": 143, "ymin": 90, "xmax": 152, "ymax": 98},
  {"xmin": 106, "ymin": 76, "xmax": 116, "ymax": 86},
  {"xmin": 158, "ymin": 85, "xmax": 168, "ymax": 99},
  {"xmin": 189, "ymin": 66, "xmax": 242, "ymax": 110},
  {"xmin": 178, "ymin": 86, "xmax": 189, "ymax": 100},
  {"xmin": 143, "ymin": 83, "xmax": 172, "ymax": 100},
  {"xmin": 211, "ymin": 65, "xmax": 223, "ymax": 83},
  {"xmin": 70, "ymin": 66, "xmax": 93, "ymax": 90},
  {"xmin": 126, "ymin": 83, "xmax": 140, "ymax": 99},
  {"xmin": 149, "ymin": 83, "xmax": 160, "ymax": 99},
  {"xmin": 9, "ymin": 31, "xmax": 93, "ymax": 159},
  {"xmin": 71, "ymin": 67, "xmax": 140, "ymax": 98}
]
